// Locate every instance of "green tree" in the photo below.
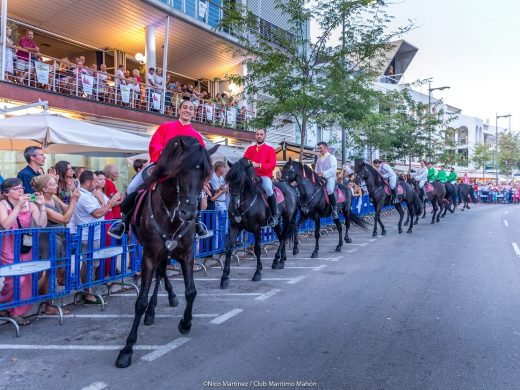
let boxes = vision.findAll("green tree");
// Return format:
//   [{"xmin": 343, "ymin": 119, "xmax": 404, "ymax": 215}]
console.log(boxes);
[
  {"xmin": 219, "ymin": 0, "xmax": 411, "ymax": 160},
  {"xmin": 472, "ymin": 143, "xmax": 493, "ymax": 179},
  {"xmin": 498, "ymin": 131, "xmax": 520, "ymax": 176}
]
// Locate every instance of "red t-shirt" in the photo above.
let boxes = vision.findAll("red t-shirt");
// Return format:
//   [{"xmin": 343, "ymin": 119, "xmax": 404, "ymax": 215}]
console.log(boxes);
[
  {"xmin": 17, "ymin": 37, "xmax": 37, "ymax": 61},
  {"xmin": 244, "ymin": 143, "xmax": 277, "ymax": 178},
  {"xmin": 149, "ymin": 121, "xmax": 205, "ymax": 163},
  {"xmin": 104, "ymin": 179, "xmax": 121, "ymax": 219}
]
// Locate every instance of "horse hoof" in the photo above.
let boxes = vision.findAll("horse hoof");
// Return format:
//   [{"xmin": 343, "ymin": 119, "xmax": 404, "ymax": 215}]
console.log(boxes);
[
  {"xmin": 252, "ymin": 273, "xmax": 262, "ymax": 282},
  {"xmin": 431, "ymin": 220, "xmax": 435, "ymax": 224},
  {"xmin": 311, "ymin": 251, "xmax": 318, "ymax": 258},
  {"xmin": 344, "ymin": 237, "xmax": 352, "ymax": 244},
  {"xmin": 406, "ymin": 229, "xmax": 412, "ymax": 234},
  {"xmin": 276, "ymin": 262, "xmax": 285, "ymax": 270},
  {"xmin": 271, "ymin": 262, "xmax": 279, "ymax": 270},
  {"xmin": 382, "ymin": 230, "xmax": 387, "ymax": 236},
  {"xmin": 220, "ymin": 279, "xmax": 229, "ymax": 289},
  {"xmin": 115, "ymin": 353, "xmax": 132, "ymax": 368},
  {"xmin": 178, "ymin": 319, "xmax": 192, "ymax": 334},
  {"xmin": 293, "ymin": 248, "xmax": 299, "ymax": 255},
  {"xmin": 372, "ymin": 232, "xmax": 378, "ymax": 237},
  {"xmin": 169, "ymin": 296, "xmax": 179, "ymax": 307},
  {"xmin": 421, "ymin": 215, "xmax": 426, "ymax": 219},
  {"xmin": 398, "ymin": 228, "xmax": 403, "ymax": 234},
  {"xmin": 144, "ymin": 314, "xmax": 155, "ymax": 326},
  {"xmin": 335, "ymin": 245, "xmax": 342, "ymax": 252}
]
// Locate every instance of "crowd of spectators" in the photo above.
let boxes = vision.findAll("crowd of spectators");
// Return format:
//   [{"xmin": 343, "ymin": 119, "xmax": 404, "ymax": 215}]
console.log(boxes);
[
  {"xmin": 471, "ymin": 181, "xmax": 520, "ymax": 204},
  {"xmin": 1, "ymin": 28, "xmax": 252, "ymax": 129}
]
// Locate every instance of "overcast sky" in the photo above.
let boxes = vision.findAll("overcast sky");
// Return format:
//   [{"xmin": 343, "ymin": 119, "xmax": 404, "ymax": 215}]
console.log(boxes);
[{"xmin": 387, "ymin": 0, "xmax": 519, "ymax": 130}]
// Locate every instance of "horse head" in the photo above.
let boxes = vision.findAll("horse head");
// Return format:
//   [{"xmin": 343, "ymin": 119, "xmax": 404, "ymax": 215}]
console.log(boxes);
[
  {"xmin": 225, "ymin": 157, "xmax": 258, "ymax": 209},
  {"xmin": 281, "ymin": 157, "xmax": 300, "ymax": 183}
]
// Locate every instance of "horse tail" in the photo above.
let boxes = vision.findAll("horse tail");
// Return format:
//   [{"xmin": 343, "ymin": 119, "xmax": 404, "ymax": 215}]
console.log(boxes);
[
  {"xmin": 349, "ymin": 212, "xmax": 369, "ymax": 230},
  {"xmin": 469, "ymin": 185, "xmax": 477, "ymax": 203},
  {"xmin": 413, "ymin": 191, "xmax": 423, "ymax": 215}
]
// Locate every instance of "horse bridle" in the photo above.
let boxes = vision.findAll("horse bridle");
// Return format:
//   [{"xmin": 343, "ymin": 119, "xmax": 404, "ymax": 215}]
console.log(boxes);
[
  {"xmin": 285, "ymin": 163, "xmax": 322, "ymax": 212},
  {"xmin": 229, "ymin": 173, "xmax": 258, "ymax": 224}
]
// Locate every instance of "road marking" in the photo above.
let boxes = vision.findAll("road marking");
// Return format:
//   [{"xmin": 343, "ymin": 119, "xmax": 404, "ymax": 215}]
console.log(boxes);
[
  {"xmin": 0, "ymin": 344, "xmax": 163, "ymax": 351},
  {"xmin": 38, "ymin": 314, "xmax": 218, "ymax": 319},
  {"xmin": 288, "ymin": 257, "xmax": 337, "ymax": 261},
  {"xmin": 110, "ymin": 293, "xmax": 261, "ymax": 298},
  {"xmin": 81, "ymin": 382, "xmax": 107, "ymax": 390},
  {"xmin": 141, "ymin": 337, "xmax": 190, "ymax": 362},
  {"xmin": 313, "ymin": 265, "xmax": 327, "ymax": 272},
  {"xmin": 344, "ymin": 243, "xmax": 368, "ymax": 247},
  {"xmin": 221, "ymin": 266, "xmax": 318, "ymax": 269},
  {"xmin": 504, "ymin": 220, "xmax": 509, "ymax": 227},
  {"xmin": 255, "ymin": 289, "xmax": 280, "ymax": 301},
  {"xmin": 346, "ymin": 249, "xmax": 358, "ymax": 254},
  {"xmin": 287, "ymin": 275, "xmax": 307, "ymax": 284},
  {"xmin": 210, "ymin": 309, "xmax": 243, "ymax": 324},
  {"xmin": 369, "ymin": 239, "xmax": 377, "ymax": 242},
  {"xmin": 505, "ymin": 211, "xmax": 509, "ymax": 215},
  {"xmin": 191, "ymin": 278, "xmax": 293, "ymax": 282},
  {"xmin": 513, "ymin": 242, "xmax": 520, "ymax": 257}
]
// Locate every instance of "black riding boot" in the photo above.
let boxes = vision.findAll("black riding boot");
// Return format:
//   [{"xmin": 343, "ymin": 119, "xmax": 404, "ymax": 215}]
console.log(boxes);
[
  {"xmin": 107, "ymin": 191, "xmax": 138, "ymax": 239},
  {"xmin": 267, "ymin": 194, "xmax": 280, "ymax": 227},
  {"xmin": 329, "ymin": 192, "xmax": 339, "ymax": 219},
  {"xmin": 391, "ymin": 187, "xmax": 399, "ymax": 204}
]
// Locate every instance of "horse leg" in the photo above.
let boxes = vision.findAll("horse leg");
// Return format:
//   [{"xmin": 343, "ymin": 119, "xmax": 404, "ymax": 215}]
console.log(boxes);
[
  {"xmin": 397, "ymin": 204, "xmax": 404, "ymax": 234},
  {"xmin": 422, "ymin": 198, "xmax": 427, "ymax": 219},
  {"xmin": 252, "ymin": 231, "xmax": 263, "ymax": 281},
  {"xmin": 272, "ymin": 224, "xmax": 284, "ymax": 270},
  {"xmin": 377, "ymin": 208, "xmax": 386, "ymax": 236},
  {"xmin": 178, "ymin": 253, "xmax": 197, "ymax": 334},
  {"xmin": 292, "ymin": 215, "xmax": 303, "ymax": 255},
  {"xmin": 116, "ymin": 251, "xmax": 155, "ymax": 368},
  {"xmin": 431, "ymin": 200, "xmax": 437, "ymax": 224},
  {"xmin": 343, "ymin": 210, "xmax": 352, "ymax": 244},
  {"xmin": 220, "ymin": 225, "xmax": 240, "ymax": 289},
  {"xmin": 162, "ymin": 265, "xmax": 179, "ymax": 307},
  {"xmin": 334, "ymin": 211, "xmax": 342, "ymax": 252},
  {"xmin": 404, "ymin": 210, "xmax": 409, "ymax": 226},
  {"xmin": 437, "ymin": 201, "xmax": 443, "ymax": 223},
  {"xmin": 406, "ymin": 202, "xmax": 414, "ymax": 233},
  {"xmin": 311, "ymin": 218, "xmax": 320, "ymax": 258},
  {"xmin": 144, "ymin": 267, "xmax": 162, "ymax": 326}
]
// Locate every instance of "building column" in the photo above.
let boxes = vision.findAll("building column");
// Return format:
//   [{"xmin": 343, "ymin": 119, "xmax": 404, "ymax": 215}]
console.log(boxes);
[
  {"xmin": 145, "ymin": 25, "xmax": 156, "ymax": 71},
  {"xmin": 0, "ymin": 0, "xmax": 8, "ymax": 81},
  {"xmin": 160, "ymin": 16, "xmax": 170, "ymax": 114}
]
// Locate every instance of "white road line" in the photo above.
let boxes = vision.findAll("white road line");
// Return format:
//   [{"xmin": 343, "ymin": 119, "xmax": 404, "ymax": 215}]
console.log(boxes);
[
  {"xmin": 288, "ymin": 257, "xmax": 336, "ymax": 261},
  {"xmin": 313, "ymin": 265, "xmax": 327, "ymax": 272},
  {"xmin": 141, "ymin": 337, "xmax": 190, "ymax": 362},
  {"xmin": 369, "ymin": 239, "xmax": 377, "ymax": 242},
  {"xmin": 110, "ymin": 293, "xmax": 261, "ymax": 298},
  {"xmin": 0, "ymin": 344, "xmax": 162, "ymax": 351},
  {"xmin": 505, "ymin": 211, "xmax": 509, "ymax": 215},
  {"xmin": 210, "ymin": 309, "xmax": 243, "ymax": 324},
  {"xmin": 346, "ymin": 249, "xmax": 358, "ymax": 254},
  {"xmin": 513, "ymin": 242, "xmax": 520, "ymax": 257},
  {"xmin": 344, "ymin": 243, "xmax": 368, "ymax": 247},
  {"xmin": 219, "ymin": 266, "xmax": 318, "ymax": 269},
  {"xmin": 191, "ymin": 278, "xmax": 293, "ymax": 282},
  {"xmin": 81, "ymin": 382, "xmax": 107, "ymax": 390},
  {"xmin": 38, "ymin": 314, "xmax": 218, "ymax": 319},
  {"xmin": 287, "ymin": 275, "xmax": 307, "ymax": 284},
  {"xmin": 255, "ymin": 289, "xmax": 281, "ymax": 301},
  {"xmin": 504, "ymin": 220, "xmax": 509, "ymax": 227}
]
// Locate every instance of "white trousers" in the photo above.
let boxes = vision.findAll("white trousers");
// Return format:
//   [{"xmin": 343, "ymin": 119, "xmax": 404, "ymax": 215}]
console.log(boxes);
[
  {"xmin": 261, "ymin": 177, "xmax": 274, "ymax": 196},
  {"xmin": 326, "ymin": 178, "xmax": 335, "ymax": 195}
]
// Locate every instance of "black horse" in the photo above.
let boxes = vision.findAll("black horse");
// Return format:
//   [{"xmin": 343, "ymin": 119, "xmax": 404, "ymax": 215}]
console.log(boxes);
[
  {"xmin": 404, "ymin": 189, "xmax": 423, "ymax": 227},
  {"xmin": 411, "ymin": 179, "xmax": 446, "ymax": 224},
  {"xmin": 116, "ymin": 137, "xmax": 218, "ymax": 368},
  {"xmin": 280, "ymin": 158, "xmax": 368, "ymax": 258},
  {"xmin": 458, "ymin": 183, "xmax": 477, "ymax": 210},
  {"xmin": 354, "ymin": 161, "xmax": 417, "ymax": 236},
  {"xmin": 220, "ymin": 158, "xmax": 299, "ymax": 289},
  {"xmin": 440, "ymin": 182, "xmax": 457, "ymax": 217}
]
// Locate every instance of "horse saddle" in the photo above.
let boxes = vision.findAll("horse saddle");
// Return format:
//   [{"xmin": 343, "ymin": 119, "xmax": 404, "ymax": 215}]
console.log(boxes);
[
  {"xmin": 260, "ymin": 186, "xmax": 285, "ymax": 207},
  {"xmin": 131, "ymin": 188, "xmax": 149, "ymax": 232},
  {"xmin": 323, "ymin": 186, "xmax": 346, "ymax": 204},
  {"xmin": 384, "ymin": 184, "xmax": 404, "ymax": 196},
  {"xmin": 425, "ymin": 183, "xmax": 434, "ymax": 193}
]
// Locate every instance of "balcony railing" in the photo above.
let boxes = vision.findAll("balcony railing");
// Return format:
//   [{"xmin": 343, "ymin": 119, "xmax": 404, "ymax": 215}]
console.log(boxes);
[
  {"xmin": 159, "ymin": 0, "xmax": 226, "ymax": 30},
  {"xmin": 2, "ymin": 49, "xmax": 254, "ymax": 131}
]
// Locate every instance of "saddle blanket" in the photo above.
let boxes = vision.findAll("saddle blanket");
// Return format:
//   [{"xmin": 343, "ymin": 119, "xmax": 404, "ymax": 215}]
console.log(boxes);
[
  {"xmin": 274, "ymin": 186, "xmax": 285, "ymax": 204},
  {"xmin": 384, "ymin": 184, "xmax": 404, "ymax": 196},
  {"xmin": 425, "ymin": 183, "xmax": 434, "ymax": 193},
  {"xmin": 324, "ymin": 187, "xmax": 346, "ymax": 204}
]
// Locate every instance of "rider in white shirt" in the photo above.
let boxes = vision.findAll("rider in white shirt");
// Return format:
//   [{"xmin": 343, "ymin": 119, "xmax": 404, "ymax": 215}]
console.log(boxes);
[
  {"xmin": 373, "ymin": 159, "xmax": 399, "ymax": 204},
  {"xmin": 411, "ymin": 159, "xmax": 428, "ymax": 198},
  {"xmin": 315, "ymin": 142, "xmax": 339, "ymax": 218}
]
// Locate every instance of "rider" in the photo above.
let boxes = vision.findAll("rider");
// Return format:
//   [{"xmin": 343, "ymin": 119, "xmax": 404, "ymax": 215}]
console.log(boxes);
[
  {"xmin": 243, "ymin": 128, "xmax": 279, "ymax": 227},
  {"xmin": 107, "ymin": 99, "xmax": 209, "ymax": 239},
  {"xmin": 447, "ymin": 166, "xmax": 459, "ymax": 204},
  {"xmin": 373, "ymin": 159, "xmax": 399, "ymax": 204},
  {"xmin": 436, "ymin": 165, "xmax": 447, "ymax": 183},
  {"xmin": 315, "ymin": 142, "xmax": 339, "ymax": 219},
  {"xmin": 411, "ymin": 159, "xmax": 428, "ymax": 198},
  {"xmin": 427, "ymin": 161, "xmax": 436, "ymax": 182}
]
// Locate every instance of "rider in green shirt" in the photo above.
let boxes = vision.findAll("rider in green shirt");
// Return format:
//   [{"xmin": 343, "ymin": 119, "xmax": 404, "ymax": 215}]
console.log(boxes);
[
  {"xmin": 436, "ymin": 165, "xmax": 447, "ymax": 183},
  {"xmin": 447, "ymin": 167, "xmax": 457, "ymax": 183},
  {"xmin": 427, "ymin": 162, "xmax": 436, "ymax": 182}
]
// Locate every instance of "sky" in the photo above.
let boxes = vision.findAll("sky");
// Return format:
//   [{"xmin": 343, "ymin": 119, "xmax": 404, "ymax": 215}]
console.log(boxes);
[{"xmin": 385, "ymin": 0, "xmax": 520, "ymax": 130}]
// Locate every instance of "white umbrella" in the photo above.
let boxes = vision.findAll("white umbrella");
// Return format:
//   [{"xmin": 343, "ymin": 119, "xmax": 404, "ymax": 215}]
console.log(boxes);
[{"xmin": 0, "ymin": 112, "xmax": 150, "ymax": 154}]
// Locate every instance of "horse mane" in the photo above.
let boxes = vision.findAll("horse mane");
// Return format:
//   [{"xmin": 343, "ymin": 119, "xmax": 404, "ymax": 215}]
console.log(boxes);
[
  {"xmin": 145, "ymin": 136, "xmax": 212, "ymax": 185},
  {"xmin": 363, "ymin": 163, "xmax": 386, "ymax": 187},
  {"xmin": 225, "ymin": 157, "xmax": 260, "ymax": 188},
  {"xmin": 300, "ymin": 162, "xmax": 320, "ymax": 183}
]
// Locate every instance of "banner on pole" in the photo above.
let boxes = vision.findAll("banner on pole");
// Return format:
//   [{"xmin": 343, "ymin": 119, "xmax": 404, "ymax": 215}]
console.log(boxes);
[
  {"xmin": 199, "ymin": 0, "xmax": 208, "ymax": 18},
  {"xmin": 81, "ymin": 74, "xmax": 94, "ymax": 95},
  {"xmin": 34, "ymin": 61, "xmax": 50, "ymax": 85},
  {"xmin": 205, "ymin": 105, "xmax": 214, "ymax": 121},
  {"xmin": 226, "ymin": 108, "xmax": 236, "ymax": 127},
  {"xmin": 152, "ymin": 93, "xmax": 162, "ymax": 110},
  {"xmin": 120, "ymin": 84, "xmax": 131, "ymax": 104}
]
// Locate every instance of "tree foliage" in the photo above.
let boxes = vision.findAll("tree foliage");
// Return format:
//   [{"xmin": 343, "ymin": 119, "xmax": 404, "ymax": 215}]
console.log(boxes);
[{"xmin": 498, "ymin": 131, "xmax": 520, "ymax": 175}]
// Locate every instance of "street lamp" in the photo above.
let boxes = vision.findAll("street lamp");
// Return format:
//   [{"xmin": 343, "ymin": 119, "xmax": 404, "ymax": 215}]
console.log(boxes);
[
  {"xmin": 428, "ymin": 82, "xmax": 450, "ymax": 160},
  {"xmin": 495, "ymin": 113, "xmax": 512, "ymax": 183}
]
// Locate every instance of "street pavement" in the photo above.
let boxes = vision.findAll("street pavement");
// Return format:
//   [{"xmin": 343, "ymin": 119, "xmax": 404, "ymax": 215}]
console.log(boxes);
[{"xmin": 2, "ymin": 203, "xmax": 520, "ymax": 390}]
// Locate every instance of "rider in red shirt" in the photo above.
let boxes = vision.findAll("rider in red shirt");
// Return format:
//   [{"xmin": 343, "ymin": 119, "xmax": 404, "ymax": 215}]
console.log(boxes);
[
  {"xmin": 244, "ymin": 128, "xmax": 279, "ymax": 226},
  {"xmin": 108, "ymin": 100, "xmax": 208, "ymax": 239}
]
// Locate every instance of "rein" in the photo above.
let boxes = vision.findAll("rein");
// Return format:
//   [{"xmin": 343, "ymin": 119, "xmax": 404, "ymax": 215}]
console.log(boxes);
[{"xmin": 229, "ymin": 173, "xmax": 259, "ymax": 224}]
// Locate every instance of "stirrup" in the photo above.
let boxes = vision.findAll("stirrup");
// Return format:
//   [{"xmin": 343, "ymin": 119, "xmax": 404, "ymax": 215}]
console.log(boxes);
[
  {"xmin": 195, "ymin": 222, "xmax": 211, "ymax": 239},
  {"xmin": 268, "ymin": 215, "xmax": 279, "ymax": 227},
  {"xmin": 331, "ymin": 207, "xmax": 339, "ymax": 219},
  {"xmin": 107, "ymin": 220, "xmax": 125, "ymax": 240}
]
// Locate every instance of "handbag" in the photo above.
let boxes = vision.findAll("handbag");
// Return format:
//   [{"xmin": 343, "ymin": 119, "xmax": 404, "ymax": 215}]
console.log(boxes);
[{"xmin": 7, "ymin": 200, "xmax": 32, "ymax": 254}]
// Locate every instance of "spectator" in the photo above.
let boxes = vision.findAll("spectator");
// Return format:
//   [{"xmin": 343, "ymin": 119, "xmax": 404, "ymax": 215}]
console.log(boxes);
[
  {"xmin": 71, "ymin": 170, "xmax": 119, "ymax": 305},
  {"xmin": 202, "ymin": 177, "xmax": 215, "ymax": 211},
  {"xmin": 154, "ymin": 68, "xmax": 163, "ymax": 92},
  {"xmin": 96, "ymin": 64, "xmax": 111, "ymax": 102},
  {"xmin": 17, "ymin": 30, "xmax": 40, "ymax": 84},
  {"xmin": 146, "ymin": 67, "xmax": 156, "ymax": 109},
  {"xmin": 1, "ymin": 26, "xmax": 16, "ymax": 77},
  {"xmin": 209, "ymin": 161, "xmax": 228, "ymax": 212},
  {"xmin": 115, "ymin": 64, "xmax": 126, "ymax": 103},
  {"xmin": 0, "ymin": 178, "xmax": 47, "ymax": 325},
  {"xmin": 55, "ymin": 160, "xmax": 77, "ymax": 206},
  {"xmin": 103, "ymin": 164, "xmax": 123, "ymax": 219},
  {"xmin": 132, "ymin": 159, "xmax": 148, "ymax": 176},
  {"xmin": 17, "ymin": 146, "xmax": 45, "ymax": 194},
  {"xmin": 32, "ymin": 174, "xmax": 79, "ymax": 314},
  {"xmin": 131, "ymin": 68, "xmax": 142, "ymax": 108},
  {"xmin": 74, "ymin": 166, "xmax": 86, "ymax": 181}
]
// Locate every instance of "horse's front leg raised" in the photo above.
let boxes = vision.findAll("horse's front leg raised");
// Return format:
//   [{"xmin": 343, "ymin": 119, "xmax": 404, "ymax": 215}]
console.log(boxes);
[
  {"xmin": 220, "ymin": 224, "xmax": 240, "ymax": 289},
  {"xmin": 116, "ymin": 250, "xmax": 156, "ymax": 368},
  {"xmin": 272, "ymin": 224, "xmax": 284, "ymax": 270},
  {"xmin": 252, "ymin": 231, "xmax": 263, "ymax": 281},
  {"xmin": 311, "ymin": 218, "xmax": 320, "ymax": 258},
  {"xmin": 178, "ymin": 251, "xmax": 197, "ymax": 334}
]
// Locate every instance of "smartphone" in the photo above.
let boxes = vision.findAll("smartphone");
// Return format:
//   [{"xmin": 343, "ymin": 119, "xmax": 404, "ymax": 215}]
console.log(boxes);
[{"xmin": 29, "ymin": 193, "xmax": 38, "ymax": 202}]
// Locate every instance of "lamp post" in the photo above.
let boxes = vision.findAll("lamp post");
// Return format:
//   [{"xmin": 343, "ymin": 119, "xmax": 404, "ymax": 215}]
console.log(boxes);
[
  {"xmin": 428, "ymin": 82, "xmax": 450, "ymax": 160},
  {"xmin": 495, "ymin": 113, "xmax": 512, "ymax": 184}
]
